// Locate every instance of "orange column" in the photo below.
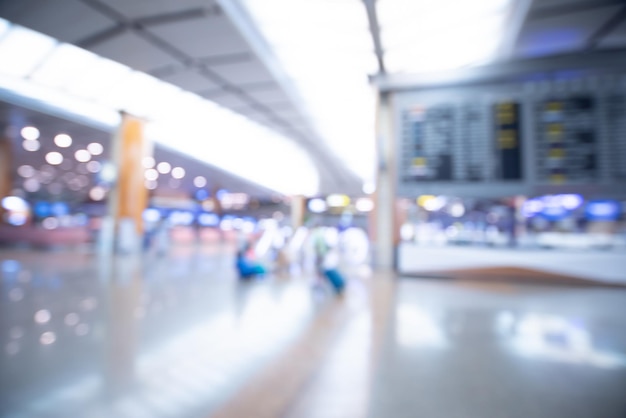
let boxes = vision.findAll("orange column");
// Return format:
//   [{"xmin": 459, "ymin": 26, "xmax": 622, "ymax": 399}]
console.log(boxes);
[
  {"xmin": 0, "ymin": 136, "xmax": 12, "ymax": 221},
  {"xmin": 116, "ymin": 114, "xmax": 149, "ymax": 233},
  {"xmin": 106, "ymin": 113, "xmax": 151, "ymax": 253}
]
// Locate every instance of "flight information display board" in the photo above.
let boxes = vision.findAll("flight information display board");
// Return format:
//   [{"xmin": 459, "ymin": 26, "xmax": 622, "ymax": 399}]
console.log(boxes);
[
  {"xmin": 606, "ymin": 94, "xmax": 626, "ymax": 181},
  {"xmin": 535, "ymin": 96, "xmax": 596, "ymax": 184},
  {"xmin": 394, "ymin": 76, "xmax": 626, "ymax": 198},
  {"xmin": 399, "ymin": 100, "xmax": 523, "ymax": 184},
  {"xmin": 401, "ymin": 105, "xmax": 454, "ymax": 182},
  {"xmin": 494, "ymin": 101, "xmax": 523, "ymax": 181}
]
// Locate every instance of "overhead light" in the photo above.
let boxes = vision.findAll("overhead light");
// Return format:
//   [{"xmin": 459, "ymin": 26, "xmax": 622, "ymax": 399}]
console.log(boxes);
[
  {"xmin": 54, "ymin": 133, "xmax": 72, "ymax": 147},
  {"xmin": 23, "ymin": 178, "xmax": 40, "ymax": 192},
  {"xmin": 171, "ymin": 167, "xmax": 185, "ymax": 179},
  {"xmin": 193, "ymin": 176, "xmax": 207, "ymax": 188},
  {"xmin": 307, "ymin": 198, "xmax": 327, "ymax": 213},
  {"xmin": 45, "ymin": 151, "xmax": 63, "ymax": 165},
  {"xmin": 143, "ymin": 208, "xmax": 161, "ymax": 223},
  {"xmin": 74, "ymin": 149, "xmax": 91, "ymax": 162},
  {"xmin": 449, "ymin": 202, "xmax": 465, "ymax": 217},
  {"xmin": 1, "ymin": 196, "xmax": 29, "ymax": 211},
  {"xmin": 89, "ymin": 186, "xmax": 106, "ymax": 201},
  {"xmin": 87, "ymin": 142, "xmax": 103, "ymax": 155},
  {"xmin": 144, "ymin": 169, "xmax": 159, "ymax": 181},
  {"xmin": 86, "ymin": 161, "xmax": 101, "ymax": 173},
  {"xmin": 362, "ymin": 181, "xmax": 376, "ymax": 195},
  {"xmin": 17, "ymin": 165, "xmax": 35, "ymax": 178},
  {"xmin": 22, "ymin": 140, "xmax": 40, "ymax": 151},
  {"xmin": 327, "ymin": 194, "xmax": 350, "ymax": 207},
  {"xmin": 20, "ymin": 126, "xmax": 39, "ymax": 140},
  {"xmin": 355, "ymin": 197, "xmax": 374, "ymax": 212},
  {"xmin": 156, "ymin": 162, "xmax": 171, "ymax": 174},
  {"xmin": 145, "ymin": 180, "xmax": 158, "ymax": 190}
]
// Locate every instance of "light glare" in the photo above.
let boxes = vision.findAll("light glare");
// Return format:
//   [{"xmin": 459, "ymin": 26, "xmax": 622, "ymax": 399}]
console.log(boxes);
[
  {"xmin": 87, "ymin": 142, "xmax": 103, "ymax": 155},
  {"xmin": 21, "ymin": 126, "xmax": 40, "ymax": 140},
  {"xmin": 74, "ymin": 149, "xmax": 91, "ymax": 162},
  {"xmin": 54, "ymin": 133, "xmax": 72, "ymax": 147},
  {"xmin": 22, "ymin": 140, "xmax": 40, "ymax": 151},
  {"xmin": 45, "ymin": 152, "xmax": 63, "ymax": 165}
]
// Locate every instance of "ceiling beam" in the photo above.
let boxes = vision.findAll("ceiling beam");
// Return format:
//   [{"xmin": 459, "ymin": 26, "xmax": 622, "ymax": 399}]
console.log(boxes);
[
  {"xmin": 135, "ymin": 7, "xmax": 218, "ymax": 27},
  {"xmin": 362, "ymin": 0, "xmax": 386, "ymax": 75},
  {"xmin": 586, "ymin": 4, "xmax": 626, "ymax": 49},
  {"xmin": 373, "ymin": 48, "xmax": 626, "ymax": 92},
  {"xmin": 76, "ymin": 23, "xmax": 127, "ymax": 49},
  {"xmin": 497, "ymin": 0, "xmax": 535, "ymax": 60},
  {"xmin": 529, "ymin": 0, "xmax": 626, "ymax": 20}
]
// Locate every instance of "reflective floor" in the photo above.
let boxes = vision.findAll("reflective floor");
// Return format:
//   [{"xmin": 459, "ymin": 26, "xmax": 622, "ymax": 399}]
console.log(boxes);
[{"xmin": 1, "ymin": 244, "xmax": 626, "ymax": 418}]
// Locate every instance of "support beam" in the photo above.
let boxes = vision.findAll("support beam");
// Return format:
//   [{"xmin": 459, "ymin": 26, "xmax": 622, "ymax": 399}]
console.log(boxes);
[
  {"xmin": 529, "ymin": 0, "xmax": 625, "ymax": 20},
  {"xmin": 373, "ymin": 48, "xmax": 626, "ymax": 92},
  {"xmin": 586, "ymin": 5, "xmax": 626, "ymax": 49},
  {"xmin": 363, "ymin": 0, "xmax": 386, "ymax": 75},
  {"xmin": 372, "ymin": 92, "xmax": 396, "ymax": 270},
  {"xmin": 498, "ymin": 0, "xmax": 534, "ymax": 60}
]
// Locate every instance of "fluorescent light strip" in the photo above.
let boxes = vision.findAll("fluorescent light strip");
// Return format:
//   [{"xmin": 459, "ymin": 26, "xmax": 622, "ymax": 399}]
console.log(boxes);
[{"xmin": 0, "ymin": 25, "xmax": 57, "ymax": 77}]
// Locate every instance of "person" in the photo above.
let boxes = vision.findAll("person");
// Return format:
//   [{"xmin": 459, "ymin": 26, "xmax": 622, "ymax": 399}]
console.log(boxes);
[
  {"xmin": 312, "ymin": 227, "xmax": 345, "ymax": 294},
  {"xmin": 235, "ymin": 244, "xmax": 266, "ymax": 280}
]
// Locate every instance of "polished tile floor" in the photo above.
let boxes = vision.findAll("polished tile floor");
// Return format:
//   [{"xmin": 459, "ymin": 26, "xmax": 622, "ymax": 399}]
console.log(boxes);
[{"xmin": 1, "ymin": 244, "xmax": 625, "ymax": 418}]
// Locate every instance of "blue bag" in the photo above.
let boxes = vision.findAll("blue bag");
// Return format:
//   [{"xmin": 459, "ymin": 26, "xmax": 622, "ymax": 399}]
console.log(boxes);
[{"xmin": 323, "ymin": 268, "xmax": 345, "ymax": 293}]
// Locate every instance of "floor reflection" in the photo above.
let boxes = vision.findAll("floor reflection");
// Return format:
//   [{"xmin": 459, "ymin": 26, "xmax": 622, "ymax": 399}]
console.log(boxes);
[
  {"xmin": 1, "ymin": 246, "xmax": 320, "ymax": 418},
  {"xmin": 2, "ymin": 247, "xmax": 626, "ymax": 418}
]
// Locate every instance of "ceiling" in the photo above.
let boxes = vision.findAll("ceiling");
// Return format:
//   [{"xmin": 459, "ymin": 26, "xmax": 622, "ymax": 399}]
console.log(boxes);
[
  {"xmin": 1, "ymin": 0, "xmax": 625, "ymax": 199},
  {"xmin": 0, "ymin": 100, "xmax": 277, "ymax": 204},
  {"xmin": 516, "ymin": 0, "xmax": 626, "ymax": 58},
  {"xmin": 0, "ymin": 0, "xmax": 360, "ymax": 196}
]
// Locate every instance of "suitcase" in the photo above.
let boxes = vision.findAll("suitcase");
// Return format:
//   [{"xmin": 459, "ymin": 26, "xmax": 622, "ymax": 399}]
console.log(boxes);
[{"xmin": 323, "ymin": 268, "xmax": 345, "ymax": 293}]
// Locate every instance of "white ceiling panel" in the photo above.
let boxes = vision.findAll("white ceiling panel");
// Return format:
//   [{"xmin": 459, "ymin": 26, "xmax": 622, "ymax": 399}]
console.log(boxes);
[
  {"xmin": 89, "ymin": 31, "xmax": 176, "ymax": 73},
  {"xmin": 159, "ymin": 68, "xmax": 220, "ymax": 92},
  {"xmin": 202, "ymin": 91, "xmax": 250, "ymax": 109},
  {"xmin": 147, "ymin": 15, "xmax": 250, "ymax": 59},
  {"xmin": 104, "ymin": 0, "xmax": 218, "ymax": 20},
  {"xmin": 0, "ymin": 0, "xmax": 115, "ymax": 44},
  {"xmin": 246, "ymin": 87, "xmax": 291, "ymax": 106},
  {"xmin": 209, "ymin": 59, "xmax": 274, "ymax": 86},
  {"xmin": 516, "ymin": 5, "xmax": 623, "ymax": 57}
]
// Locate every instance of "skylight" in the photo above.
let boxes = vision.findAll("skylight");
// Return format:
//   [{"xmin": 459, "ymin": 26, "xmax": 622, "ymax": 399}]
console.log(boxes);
[
  {"xmin": 241, "ymin": 0, "xmax": 379, "ymax": 184},
  {"xmin": 377, "ymin": 0, "xmax": 513, "ymax": 73}
]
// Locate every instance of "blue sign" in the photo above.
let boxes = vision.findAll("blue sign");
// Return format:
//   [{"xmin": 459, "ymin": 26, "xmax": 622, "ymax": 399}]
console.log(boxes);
[
  {"xmin": 34, "ymin": 201, "xmax": 52, "ymax": 218},
  {"xmin": 585, "ymin": 201, "xmax": 620, "ymax": 221},
  {"xmin": 51, "ymin": 202, "xmax": 69, "ymax": 217}
]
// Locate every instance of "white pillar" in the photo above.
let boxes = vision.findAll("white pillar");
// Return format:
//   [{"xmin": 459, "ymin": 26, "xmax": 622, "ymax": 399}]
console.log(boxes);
[
  {"xmin": 373, "ymin": 92, "xmax": 396, "ymax": 270},
  {"xmin": 290, "ymin": 195, "xmax": 306, "ymax": 231}
]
